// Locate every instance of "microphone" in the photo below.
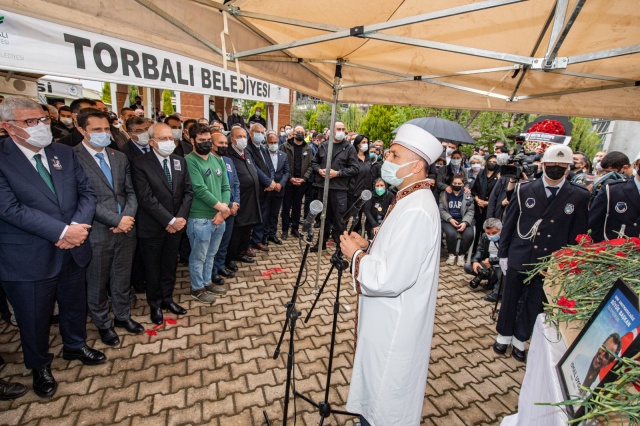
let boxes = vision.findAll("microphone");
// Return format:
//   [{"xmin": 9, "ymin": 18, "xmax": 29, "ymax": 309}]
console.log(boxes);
[
  {"xmin": 301, "ymin": 200, "xmax": 323, "ymax": 233},
  {"xmin": 342, "ymin": 190, "xmax": 372, "ymax": 223}
]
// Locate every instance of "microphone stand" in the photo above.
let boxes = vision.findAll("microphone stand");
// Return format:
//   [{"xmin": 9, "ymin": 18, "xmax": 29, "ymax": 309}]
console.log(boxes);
[
  {"xmin": 296, "ymin": 215, "xmax": 360, "ymax": 425},
  {"xmin": 263, "ymin": 228, "xmax": 314, "ymax": 426}
]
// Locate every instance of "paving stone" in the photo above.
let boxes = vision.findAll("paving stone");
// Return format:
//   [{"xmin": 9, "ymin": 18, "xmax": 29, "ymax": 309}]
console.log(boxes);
[
  {"xmin": 76, "ymin": 404, "xmax": 117, "ymax": 425},
  {"xmin": 114, "ymin": 395, "xmax": 153, "ymax": 422},
  {"xmin": 21, "ymin": 397, "xmax": 67, "ymax": 423},
  {"xmin": 153, "ymin": 389, "xmax": 186, "ymax": 414}
]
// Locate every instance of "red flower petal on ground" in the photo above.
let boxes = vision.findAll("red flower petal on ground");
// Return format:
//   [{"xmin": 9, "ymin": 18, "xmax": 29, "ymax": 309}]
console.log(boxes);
[
  {"xmin": 145, "ymin": 329, "xmax": 158, "ymax": 336},
  {"xmin": 165, "ymin": 318, "xmax": 177, "ymax": 325}
]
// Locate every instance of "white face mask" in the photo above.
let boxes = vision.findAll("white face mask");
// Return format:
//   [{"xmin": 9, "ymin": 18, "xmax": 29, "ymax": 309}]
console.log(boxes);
[
  {"xmin": 155, "ymin": 140, "xmax": 176, "ymax": 157},
  {"xmin": 235, "ymin": 137, "xmax": 248, "ymax": 151},
  {"xmin": 113, "ymin": 122, "xmax": 122, "ymax": 129},
  {"xmin": 255, "ymin": 111, "xmax": 261, "ymax": 117},
  {"xmin": 285, "ymin": 128, "xmax": 292, "ymax": 135},
  {"xmin": 360, "ymin": 143, "xmax": 369, "ymax": 152},
  {"xmin": 268, "ymin": 144, "xmax": 279, "ymax": 153},
  {"xmin": 232, "ymin": 110, "xmax": 238, "ymax": 116},
  {"xmin": 471, "ymin": 163, "xmax": 482, "ymax": 172},
  {"xmin": 171, "ymin": 129, "xmax": 182, "ymax": 140},
  {"xmin": 135, "ymin": 131, "xmax": 150, "ymax": 146},
  {"xmin": 334, "ymin": 131, "xmax": 346, "ymax": 142},
  {"xmin": 60, "ymin": 117, "xmax": 74, "ymax": 127},
  {"xmin": 20, "ymin": 122, "xmax": 53, "ymax": 149},
  {"xmin": 209, "ymin": 105, "xmax": 215, "ymax": 111}
]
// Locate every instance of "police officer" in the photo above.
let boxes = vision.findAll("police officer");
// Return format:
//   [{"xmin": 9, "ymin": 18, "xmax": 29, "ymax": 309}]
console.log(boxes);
[
  {"xmin": 589, "ymin": 151, "xmax": 640, "ymax": 242},
  {"xmin": 493, "ymin": 145, "xmax": 589, "ymax": 362}
]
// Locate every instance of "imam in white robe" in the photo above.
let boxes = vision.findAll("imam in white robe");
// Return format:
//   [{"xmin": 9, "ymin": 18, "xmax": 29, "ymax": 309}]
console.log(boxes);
[{"xmin": 347, "ymin": 181, "xmax": 441, "ymax": 426}]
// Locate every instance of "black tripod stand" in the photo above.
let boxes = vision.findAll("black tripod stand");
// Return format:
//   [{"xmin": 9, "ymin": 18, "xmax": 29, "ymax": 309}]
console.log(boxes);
[
  {"xmin": 263, "ymin": 230, "xmax": 314, "ymax": 426},
  {"xmin": 491, "ymin": 272, "xmax": 506, "ymax": 321},
  {"xmin": 296, "ymin": 240, "xmax": 358, "ymax": 425}
]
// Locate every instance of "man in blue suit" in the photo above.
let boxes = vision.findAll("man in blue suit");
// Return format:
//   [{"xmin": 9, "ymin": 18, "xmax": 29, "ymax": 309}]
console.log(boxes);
[
  {"xmin": 0, "ymin": 96, "xmax": 106, "ymax": 398},
  {"xmin": 264, "ymin": 131, "xmax": 290, "ymax": 244}
]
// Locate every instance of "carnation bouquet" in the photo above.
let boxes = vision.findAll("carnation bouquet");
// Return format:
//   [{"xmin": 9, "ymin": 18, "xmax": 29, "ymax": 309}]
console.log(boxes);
[{"xmin": 530, "ymin": 235, "xmax": 640, "ymax": 424}]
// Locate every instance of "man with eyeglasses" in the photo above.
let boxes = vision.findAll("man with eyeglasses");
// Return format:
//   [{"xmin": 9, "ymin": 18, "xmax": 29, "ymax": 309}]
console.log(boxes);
[
  {"xmin": 131, "ymin": 123, "xmax": 193, "ymax": 324},
  {"xmin": 0, "ymin": 96, "xmax": 105, "ymax": 398}
]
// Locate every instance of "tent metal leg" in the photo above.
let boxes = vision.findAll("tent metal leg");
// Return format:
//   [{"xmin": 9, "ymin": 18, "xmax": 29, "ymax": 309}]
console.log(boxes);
[{"xmin": 313, "ymin": 62, "xmax": 342, "ymax": 291}]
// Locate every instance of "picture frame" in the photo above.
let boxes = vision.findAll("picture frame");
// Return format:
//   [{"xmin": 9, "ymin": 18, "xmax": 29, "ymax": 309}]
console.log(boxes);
[{"xmin": 556, "ymin": 278, "xmax": 640, "ymax": 418}]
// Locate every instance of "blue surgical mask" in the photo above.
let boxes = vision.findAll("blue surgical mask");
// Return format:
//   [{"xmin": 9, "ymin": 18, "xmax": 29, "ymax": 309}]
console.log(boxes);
[
  {"xmin": 381, "ymin": 160, "xmax": 417, "ymax": 187},
  {"xmin": 89, "ymin": 132, "xmax": 111, "ymax": 148},
  {"xmin": 487, "ymin": 234, "xmax": 500, "ymax": 242},
  {"xmin": 369, "ymin": 152, "xmax": 376, "ymax": 160},
  {"xmin": 253, "ymin": 132, "xmax": 265, "ymax": 145}
]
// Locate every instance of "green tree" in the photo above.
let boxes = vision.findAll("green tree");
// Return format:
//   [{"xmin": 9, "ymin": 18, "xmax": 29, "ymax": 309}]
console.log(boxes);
[
  {"xmin": 101, "ymin": 82, "xmax": 111, "ymax": 104},
  {"xmin": 128, "ymin": 86, "xmax": 139, "ymax": 106},
  {"xmin": 569, "ymin": 117, "xmax": 601, "ymax": 159},
  {"xmin": 340, "ymin": 105, "xmax": 365, "ymax": 133},
  {"xmin": 161, "ymin": 90, "xmax": 174, "ymax": 116},
  {"xmin": 358, "ymin": 105, "xmax": 395, "ymax": 145},
  {"xmin": 313, "ymin": 103, "xmax": 333, "ymax": 130}
]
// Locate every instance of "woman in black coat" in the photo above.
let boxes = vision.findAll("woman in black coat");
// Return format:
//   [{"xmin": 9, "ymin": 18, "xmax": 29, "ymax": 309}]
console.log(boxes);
[
  {"xmin": 348, "ymin": 135, "xmax": 374, "ymax": 232},
  {"xmin": 363, "ymin": 178, "xmax": 394, "ymax": 239}
]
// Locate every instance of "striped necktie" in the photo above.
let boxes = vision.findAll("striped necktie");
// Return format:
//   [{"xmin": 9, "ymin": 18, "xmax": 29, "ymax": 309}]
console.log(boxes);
[
  {"xmin": 163, "ymin": 159, "xmax": 173, "ymax": 190},
  {"xmin": 33, "ymin": 154, "xmax": 56, "ymax": 195}
]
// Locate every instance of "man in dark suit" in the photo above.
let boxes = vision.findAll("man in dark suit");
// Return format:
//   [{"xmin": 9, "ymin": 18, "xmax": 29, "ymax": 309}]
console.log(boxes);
[
  {"xmin": 264, "ymin": 131, "xmax": 290, "ymax": 244},
  {"xmin": 0, "ymin": 96, "xmax": 106, "ymax": 398},
  {"xmin": 121, "ymin": 116, "xmax": 152, "ymax": 162},
  {"xmin": 226, "ymin": 126, "xmax": 262, "ymax": 265},
  {"xmin": 56, "ymin": 98, "xmax": 97, "ymax": 147},
  {"xmin": 131, "ymin": 123, "xmax": 193, "ymax": 324},
  {"xmin": 589, "ymin": 151, "xmax": 640, "ymax": 242},
  {"xmin": 73, "ymin": 110, "xmax": 144, "ymax": 346},
  {"xmin": 246, "ymin": 123, "xmax": 276, "ymax": 252},
  {"xmin": 494, "ymin": 145, "xmax": 589, "ymax": 362}
]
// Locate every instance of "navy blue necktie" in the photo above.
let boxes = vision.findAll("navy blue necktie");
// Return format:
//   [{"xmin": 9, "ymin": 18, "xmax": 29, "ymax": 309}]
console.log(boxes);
[{"xmin": 548, "ymin": 186, "xmax": 559, "ymax": 202}]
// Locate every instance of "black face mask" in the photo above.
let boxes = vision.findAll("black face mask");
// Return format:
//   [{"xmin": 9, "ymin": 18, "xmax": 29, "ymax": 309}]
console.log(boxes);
[
  {"xmin": 195, "ymin": 141, "xmax": 213, "ymax": 155},
  {"xmin": 451, "ymin": 185, "xmax": 464, "ymax": 192},
  {"xmin": 487, "ymin": 163, "xmax": 497, "ymax": 171},
  {"xmin": 295, "ymin": 133, "xmax": 305, "ymax": 141},
  {"xmin": 216, "ymin": 146, "xmax": 227, "ymax": 157},
  {"xmin": 544, "ymin": 165, "xmax": 567, "ymax": 180}
]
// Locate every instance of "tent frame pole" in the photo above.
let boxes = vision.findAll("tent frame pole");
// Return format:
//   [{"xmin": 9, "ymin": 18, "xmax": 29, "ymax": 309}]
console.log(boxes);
[{"xmin": 313, "ymin": 61, "xmax": 342, "ymax": 291}]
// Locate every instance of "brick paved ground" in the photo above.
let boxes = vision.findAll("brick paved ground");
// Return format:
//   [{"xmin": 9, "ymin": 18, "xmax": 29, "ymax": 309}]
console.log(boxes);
[{"xmin": 0, "ymin": 235, "xmax": 525, "ymax": 425}]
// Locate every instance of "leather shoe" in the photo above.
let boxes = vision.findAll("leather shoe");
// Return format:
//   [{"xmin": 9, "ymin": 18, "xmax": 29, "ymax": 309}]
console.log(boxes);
[
  {"xmin": 310, "ymin": 244, "xmax": 327, "ymax": 253},
  {"xmin": 245, "ymin": 247, "xmax": 257, "ymax": 257},
  {"xmin": 114, "ymin": 318, "xmax": 144, "ymax": 334},
  {"xmin": 512, "ymin": 347, "xmax": 527, "ymax": 363},
  {"xmin": 492, "ymin": 342, "xmax": 508, "ymax": 355},
  {"xmin": 0, "ymin": 379, "xmax": 28, "ymax": 401},
  {"xmin": 150, "ymin": 307, "xmax": 164, "ymax": 324},
  {"xmin": 267, "ymin": 236, "xmax": 282, "ymax": 245},
  {"xmin": 218, "ymin": 267, "xmax": 235, "ymax": 278},
  {"xmin": 211, "ymin": 275, "xmax": 225, "ymax": 285},
  {"xmin": 98, "ymin": 327, "xmax": 120, "ymax": 346},
  {"xmin": 225, "ymin": 261, "xmax": 238, "ymax": 272},
  {"xmin": 252, "ymin": 242, "xmax": 270, "ymax": 252},
  {"xmin": 161, "ymin": 302, "xmax": 187, "ymax": 315},
  {"xmin": 62, "ymin": 346, "xmax": 107, "ymax": 366},
  {"xmin": 237, "ymin": 255, "xmax": 255, "ymax": 263},
  {"xmin": 484, "ymin": 292, "xmax": 499, "ymax": 302},
  {"xmin": 291, "ymin": 229, "xmax": 301, "ymax": 238},
  {"xmin": 280, "ymin": 232, "xmax": 288, "ymax": 241},
  {"xmin": 32, "ymin": 365, "xmax": 57, "ymax": 398}
]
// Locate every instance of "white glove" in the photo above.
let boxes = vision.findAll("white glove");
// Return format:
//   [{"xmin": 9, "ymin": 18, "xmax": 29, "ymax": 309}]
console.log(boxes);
[{"xmin": 499, "ymin": 258, "xmax": 508, "ymax": 274}]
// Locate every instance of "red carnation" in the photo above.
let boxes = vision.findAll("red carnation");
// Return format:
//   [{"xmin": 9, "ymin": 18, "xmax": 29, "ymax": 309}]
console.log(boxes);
[
  {"xmin": 555, "ymin": 248, "xmax": 575, "ymax": 259},
  {"xmin": 557, "ymin": 296, "xmax": 577, "ymax": 314},
  {"xmin": 576, "ymin": 234, "xmax": 593, "ymax": 246},
  {"xmin": 607, "ymin": 238, "xmax": 627, "ymax": 246},
  {"xmin": 615, "ymin": 251, "xmax": 628, "ymax": 258}
]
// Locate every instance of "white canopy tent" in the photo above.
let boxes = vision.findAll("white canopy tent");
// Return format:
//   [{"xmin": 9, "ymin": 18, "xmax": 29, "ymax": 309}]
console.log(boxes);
[{"xmin": 1, "ymin": 0, "xmax": 638, "ymax": 281}]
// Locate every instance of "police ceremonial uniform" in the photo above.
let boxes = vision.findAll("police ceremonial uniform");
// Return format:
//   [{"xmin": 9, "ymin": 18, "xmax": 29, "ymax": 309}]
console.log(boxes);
[
  {"xmin": 589, "ymin": 179, "xmax": 640, "ymax": 242},
  {"xmin": 496, "ymin": 178, "xmax": 589, "ymax": 344}
]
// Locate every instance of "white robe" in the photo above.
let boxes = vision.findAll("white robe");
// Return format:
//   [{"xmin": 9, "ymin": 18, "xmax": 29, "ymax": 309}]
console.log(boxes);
[{"xmin": 346, "ymin": 184, "xmax": 441, "ymax": 426}]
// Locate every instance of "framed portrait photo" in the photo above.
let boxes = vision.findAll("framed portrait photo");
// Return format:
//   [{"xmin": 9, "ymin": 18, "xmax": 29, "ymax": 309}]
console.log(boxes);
[{"xmin": 556, "ymin": 279, "xmax": 640, "ymax": 418}]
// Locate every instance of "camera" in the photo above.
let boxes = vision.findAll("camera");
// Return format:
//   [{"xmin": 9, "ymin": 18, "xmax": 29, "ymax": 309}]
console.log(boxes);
[
  {"xmin": 469, "ymin": 256, "xmax": 500, "ymax": 289},
  {"xmin": 500, "ymin": 153, "xmax": 539, "ymax": 180}
]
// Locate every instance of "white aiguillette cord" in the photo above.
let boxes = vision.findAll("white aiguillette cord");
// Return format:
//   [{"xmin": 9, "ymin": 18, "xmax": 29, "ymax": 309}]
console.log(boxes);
[{"xmin": 220, "ymin": 11, "xmax": 245, "ymax": 93}]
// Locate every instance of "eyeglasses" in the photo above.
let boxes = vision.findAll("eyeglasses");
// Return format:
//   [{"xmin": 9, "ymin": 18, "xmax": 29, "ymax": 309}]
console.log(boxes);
[{"xmin": 8, "ymin": 116, "xmax": 51, "ymax": 127}]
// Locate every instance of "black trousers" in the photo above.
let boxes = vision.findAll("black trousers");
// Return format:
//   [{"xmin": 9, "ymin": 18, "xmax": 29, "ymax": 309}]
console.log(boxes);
[
  {"xmin": 281, "ymin": 183, "xmax": 307, "ymax": 233},
  {"xmin": 496, "ymin": 270, "xmax": 546, "ymax": 342},
  {"xmin": 139, "ymin": 232, "xmax": 182, "ymax": 309},
  {"xmin": 227, "ymin": 224, "xmax": 253, "ymax": 261},
  {"xmin": 130, "ymin": 244, "xmax": 146, "ymax": 291},
  {"xmin": 251, "ymin": 193, "xmax": 268, "ymax": 245},
  {"xmin": 265, "ymin": 194, "xmax": 284, "ymax": 240},
  {"xmin": 442, "ymin": 222, "xmax": 474, "ymax": 255},
  {"xmin": 179, "ymin": 231, "xmax": 191, "ymax": 262},
  {"xmin": 323, "ymin": 189, "xmax": 348, "ymax": 243},
  {"xmin": 2, "ymin": 252, "xmax": 87, "ymax": 369}
]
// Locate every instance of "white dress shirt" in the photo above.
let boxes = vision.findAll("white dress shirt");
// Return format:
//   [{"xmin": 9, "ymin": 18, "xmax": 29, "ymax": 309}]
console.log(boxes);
[
  {"xmin": 13, "ymin": 140, "xmax": 50, "ymax": 172},
  {"xmin": 543, "ymin": 177, "xmax": 565, "ymax": 197},
  {"xmin": 82, "ymin": 142, "xmax": 111, "ymax": 168},
  {"xmin": 269, "ymin": 151, "xmax": 278, "ymax": 171}
]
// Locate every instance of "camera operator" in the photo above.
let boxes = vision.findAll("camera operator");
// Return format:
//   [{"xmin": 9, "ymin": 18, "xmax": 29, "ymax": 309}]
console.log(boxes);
[
  {"xmin": 464, "ymin": 218, "xmax": 502, "ymax": 302},
  {"xmin": 493, "ymin": 145, "xmax": 589, "ymax": 362}
]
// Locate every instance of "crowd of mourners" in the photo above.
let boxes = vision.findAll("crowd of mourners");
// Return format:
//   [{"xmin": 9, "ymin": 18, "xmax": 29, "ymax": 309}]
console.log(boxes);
[{"xmin": 0, "ymin": 92, "xmax": 638, "ymax": 400}]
